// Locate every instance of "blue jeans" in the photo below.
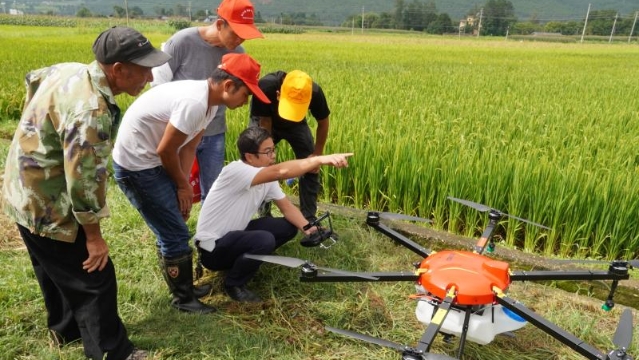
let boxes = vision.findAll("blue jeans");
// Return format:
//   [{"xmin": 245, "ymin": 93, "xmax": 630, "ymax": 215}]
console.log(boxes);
[
  {"xmin": 196, "ymin": 133, "xmax": 225, "ymax": 202},
  {"xmin": 112, "ymin": 162, "xmax": 192, "ymax": 258}
]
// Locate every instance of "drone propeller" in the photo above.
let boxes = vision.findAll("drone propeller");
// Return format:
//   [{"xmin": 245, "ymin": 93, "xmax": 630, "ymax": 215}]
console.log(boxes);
[
  {"xmin": 243, "ymin": 254, "xmax": 379, "ymax": 281},
  {"xmin": 317, "ymin": 203, "xmax": 432, "ymax": 224},
  {"xmin": 447, "ymin": 196, "xmax": 551, "ymax": 230},
  {"xmin": 325, "ymin": 326, "xmax": 409, "ymax": 352},
  {"xmin": 613, "ymin": 308, "xmax": 633, "ymax": 350},
  {"xmin": 551, "ymin": 259, "xmax": 639, "ymax": 268},
  {"xmin": 325, "ymin": 326, "xmax": 457, "ymax": 360},
  {"xmin": 375, "ymin": 212, "xmax": 432, "ymax": 223}
]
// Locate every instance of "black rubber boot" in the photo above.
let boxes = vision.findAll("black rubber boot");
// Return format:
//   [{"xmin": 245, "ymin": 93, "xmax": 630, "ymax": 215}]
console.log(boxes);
[
  {"xmin": 156, "ymin": 248, "xmax": 211, "ymax": 298},
  {"xmin": 161, "ymin": 251, "xmax": 216, "ymax": 314}
]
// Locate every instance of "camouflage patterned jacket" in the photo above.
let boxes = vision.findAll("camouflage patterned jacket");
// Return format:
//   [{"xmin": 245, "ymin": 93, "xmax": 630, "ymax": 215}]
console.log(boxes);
[{"xmin": 2, "ymin": 61, "xmax": 120, "ymax": 243}]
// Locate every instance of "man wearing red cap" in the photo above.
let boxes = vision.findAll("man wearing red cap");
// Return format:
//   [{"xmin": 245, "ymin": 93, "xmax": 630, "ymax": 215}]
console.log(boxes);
[
  {"xmin": 250, "ymin": 70, "xmax": 331, "ymax": 223},
  {"xmin": 151, "ymin": 0, "xmax": 263, "ymax": 205},
  {"xmin": 113, "ymin": 53, "xmax": 269, "ymax": 314}
]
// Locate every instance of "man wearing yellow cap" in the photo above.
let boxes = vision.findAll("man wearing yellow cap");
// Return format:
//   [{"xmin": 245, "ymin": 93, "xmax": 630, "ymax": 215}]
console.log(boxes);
[{"xmin": 250, "ymin": 70, "xmax": 331, "ymax": 222}]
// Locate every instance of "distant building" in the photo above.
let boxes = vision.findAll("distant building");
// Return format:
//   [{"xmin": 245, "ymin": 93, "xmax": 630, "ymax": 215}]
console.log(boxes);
[
  {"xmin": 459, "ymin": 15, "xmax": 477, "ymax": 30},
  {"xmin": 9, "ymin": 8, "xmax": 23, "ymax": 15}
]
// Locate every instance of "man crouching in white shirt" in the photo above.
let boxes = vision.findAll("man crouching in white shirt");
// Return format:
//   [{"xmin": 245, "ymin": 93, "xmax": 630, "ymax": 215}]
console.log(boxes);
[{"xmin": 195, "ymin": 126, "xmax": 353, "ymax": 302}]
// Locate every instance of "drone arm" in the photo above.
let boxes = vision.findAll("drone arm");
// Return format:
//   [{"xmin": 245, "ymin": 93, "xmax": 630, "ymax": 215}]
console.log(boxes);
[
  {"xmin": 415, "ymin": 287, "xmax": 457, "ymax": 353},
  {"xmin": 367, "ymin": 218, "xmax": 430, "ymax": 258},
  {"xmin": 510, "ymin": 270, "xmax": 629, "ymax": 282},
  {"xmin": 493, "ymin": 287, "xmax": 607, "ymax": 360},
  {"xmin": 299, "ymin": 271, "xmax": 418, "ymax": 283},
  {"xmin": 474, "ymin": 210, "xmax": 501, "ymax": 254}
]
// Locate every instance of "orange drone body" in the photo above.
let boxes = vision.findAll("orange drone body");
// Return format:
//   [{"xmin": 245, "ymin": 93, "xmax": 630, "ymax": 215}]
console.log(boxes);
[{"xmin": 417, "ymin": 250, "xmax": 511, "ymax": 305}]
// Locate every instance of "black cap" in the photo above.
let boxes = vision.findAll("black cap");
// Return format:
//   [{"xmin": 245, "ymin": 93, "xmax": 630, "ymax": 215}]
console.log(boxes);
[{"xmin": 92, "ymin": 26, "xmax": 171, "ymax": 67}]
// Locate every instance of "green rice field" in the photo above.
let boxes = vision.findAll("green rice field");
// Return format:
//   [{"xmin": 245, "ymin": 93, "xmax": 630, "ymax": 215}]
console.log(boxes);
[{"xmin": 1, "ymin": 23, "xmax": 639, "ymax": 260}]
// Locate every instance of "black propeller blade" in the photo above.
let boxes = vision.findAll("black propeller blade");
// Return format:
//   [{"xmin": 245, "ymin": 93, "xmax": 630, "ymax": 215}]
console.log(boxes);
[
  {"xmin": 318, "ymin": 203, "xmax": 432, "ymax": 223},
  {"xmin": 552, "ymin": 259, "xmax": 639, "ymax": 268},
  {"xmin": 243, "ymin": 254, "xmax": 379, "ymax": 281},
  {"xmin": 325, "ymin": 326, "xmax": 457, "ymax": 360},
  {"xmin": 376, "ymin": 212, "xmax": 432, "ymax": 223},
  {"xmin": 613, "ymin": 308, "xmax": 633, "ymax": 350},
  {"xmin": 447, "ymin": 196, "xmax": 551, "ymax": 230},
  {"xmin": 325, "ymin": 326, "xmax": 409, "ymax": 352}
]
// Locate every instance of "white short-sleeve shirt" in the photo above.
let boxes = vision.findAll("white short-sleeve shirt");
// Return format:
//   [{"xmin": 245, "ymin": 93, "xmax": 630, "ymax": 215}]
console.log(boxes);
[
  {"xmin": 195, "ymin": 160, "xmax": 286, "ymax": 252},
  {"xmin": 113, "ymin": 80, "xmax": 217, "ymax": 170}
]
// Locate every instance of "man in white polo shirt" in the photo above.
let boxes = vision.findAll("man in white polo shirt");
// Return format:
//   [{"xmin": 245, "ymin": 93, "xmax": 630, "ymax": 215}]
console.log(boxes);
[{"xmin": 113, "ymin": 53, "xmax": 269, "ymax": 313}]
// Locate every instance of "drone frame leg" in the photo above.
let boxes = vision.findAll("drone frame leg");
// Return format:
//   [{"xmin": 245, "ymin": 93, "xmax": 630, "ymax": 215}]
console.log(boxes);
[
  {"xmin": 455, "ymin": 307, "xmax": 472, "ymax": 359},
  {"xmin": 416, "ymin": 287, "xmax": 457, "ymax": 353}
]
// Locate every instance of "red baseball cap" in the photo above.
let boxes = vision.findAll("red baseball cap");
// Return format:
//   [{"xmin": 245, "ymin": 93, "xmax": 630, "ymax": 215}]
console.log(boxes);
[
  {"xmin": 218, "ymin": 53, "xmax": 270, "ymax": 104},
  {"xmin": 216, "ymin": 0, "xmax": 263, "ymax": 40}
]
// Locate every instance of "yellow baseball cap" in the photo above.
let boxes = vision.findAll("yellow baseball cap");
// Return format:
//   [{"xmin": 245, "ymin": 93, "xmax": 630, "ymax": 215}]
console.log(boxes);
[{"xmin": 278, "ymin": 70, "xmax": 312, "ymax": 122}]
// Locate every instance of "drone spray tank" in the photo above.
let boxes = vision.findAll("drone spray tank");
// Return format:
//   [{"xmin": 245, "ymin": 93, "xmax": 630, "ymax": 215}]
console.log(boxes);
[{"xmin": 413, "ymin": 250, "xmax": 527, "ymax": 345}]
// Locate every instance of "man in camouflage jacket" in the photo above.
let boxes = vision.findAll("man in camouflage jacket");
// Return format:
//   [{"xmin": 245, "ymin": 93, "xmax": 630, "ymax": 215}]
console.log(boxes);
[{"xmin": 2, "ymin": 26, "xmax": 169, "ymax": 360}]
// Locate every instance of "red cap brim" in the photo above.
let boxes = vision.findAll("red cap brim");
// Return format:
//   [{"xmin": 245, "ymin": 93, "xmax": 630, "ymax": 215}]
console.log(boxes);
[
  {"xmin": 228, "ymin": 22, "xmax": 264, "ymax": 40},
  {"xmin": 246, "ymin": 82, "xmax": 270, "ymax": 104}
]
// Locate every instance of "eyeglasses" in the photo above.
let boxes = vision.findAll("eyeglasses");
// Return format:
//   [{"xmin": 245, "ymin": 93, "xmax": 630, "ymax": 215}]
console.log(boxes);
[{"xmin": 255, "ymin": 148, "xmax": 276, "ymax": 157}]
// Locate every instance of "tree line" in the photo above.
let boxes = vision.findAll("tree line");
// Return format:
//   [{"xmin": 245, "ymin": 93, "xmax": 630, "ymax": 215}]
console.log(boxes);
[
  {"xmin": 50, "ymin": 0, "xmax": 639, "ymax": 38},
  {"xmin": 341, "ymin": 0, "xmax": 639, "ymax": 37}
]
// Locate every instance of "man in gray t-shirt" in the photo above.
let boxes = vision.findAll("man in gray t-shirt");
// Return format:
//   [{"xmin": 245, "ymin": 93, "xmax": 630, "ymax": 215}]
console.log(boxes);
[{"xmin": 151, "ymin": 0, "xmax": 263, "ymax": 203}]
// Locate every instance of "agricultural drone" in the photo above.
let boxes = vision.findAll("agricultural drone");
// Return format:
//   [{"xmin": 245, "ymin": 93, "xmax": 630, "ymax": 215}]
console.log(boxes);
[{"xmin": 245, "ymin": 196, "xmax": 635, "ymax": 360}]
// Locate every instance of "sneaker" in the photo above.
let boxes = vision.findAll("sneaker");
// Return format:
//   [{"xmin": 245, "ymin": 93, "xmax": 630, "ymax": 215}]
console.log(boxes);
[
  {"xmin": 224, "ymin": 285, "xmax": 262, "ymax": 303},
  {"xmin": 126, "ymin": 348, "xmax": 148, "ymax": 360}
]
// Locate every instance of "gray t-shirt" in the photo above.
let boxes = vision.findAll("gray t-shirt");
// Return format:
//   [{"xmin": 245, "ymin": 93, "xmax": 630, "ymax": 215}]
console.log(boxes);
[{"xmin": 152, "ymin": 27, "xmax": 245, "ymax": 136}]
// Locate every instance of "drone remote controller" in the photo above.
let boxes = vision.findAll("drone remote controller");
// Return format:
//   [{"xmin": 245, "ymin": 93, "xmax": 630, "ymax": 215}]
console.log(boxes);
[{"xmin": 300, "ymin": 212, "xmax": 337, "ymax": 248}]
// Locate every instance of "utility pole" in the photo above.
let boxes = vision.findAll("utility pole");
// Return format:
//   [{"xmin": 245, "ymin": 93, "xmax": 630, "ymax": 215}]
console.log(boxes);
[
  {"xmin": 580, "ymin": 3, "xmax": 590, "ymax": 43},
  {"xmin": 629, "ymin": 11, "xmax": 638, "ymax": 43},
  {"xmin": 361, "ymin": 6, "xmax": 364, "ymax": 33},
  {"xmin": 123, "ymin": 0, "xmax": 129, "ymax": 26},
  {"xmin": 609, "ymin": 12, "xmax": 618, "ymax": 43},
  {"xmin": 188, "ymin": 1, "xmax": 192, "ymax": 22},
  {"xmin": 477, "ymin": 8, "xmax": 483, "ymax": 37}
]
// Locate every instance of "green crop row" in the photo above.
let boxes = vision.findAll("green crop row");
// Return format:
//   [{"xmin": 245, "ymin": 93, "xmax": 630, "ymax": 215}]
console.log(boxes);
[{"xmin": 2, "ymin": 26, "xmax": 639, "ymax": 259}]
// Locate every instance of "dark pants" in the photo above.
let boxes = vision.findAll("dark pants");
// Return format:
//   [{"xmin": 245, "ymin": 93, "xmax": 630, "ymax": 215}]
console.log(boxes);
[
  {"xmin": 18, "ymin": 224, "xmax": 133, "ymax": 360},
  {"xmin": 198, "ymin": 217, "xmax": 298, "ymax": 287},
  {"xmin": 250, "ymin": 118, "xmax": 320, "ymax": 220}
]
